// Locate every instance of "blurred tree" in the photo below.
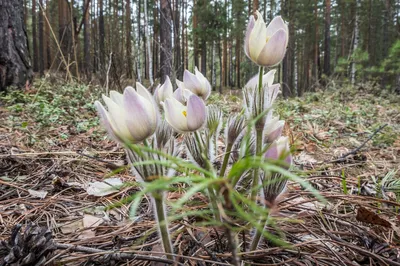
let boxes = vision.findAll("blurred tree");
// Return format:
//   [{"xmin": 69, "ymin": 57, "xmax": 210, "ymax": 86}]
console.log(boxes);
[{"xmin": 0, "ymin": 0, "xmax": 33, "ymax": 91}]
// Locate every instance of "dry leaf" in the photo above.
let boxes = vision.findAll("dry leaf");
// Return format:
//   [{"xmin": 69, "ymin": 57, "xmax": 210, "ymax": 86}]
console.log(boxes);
[
  {"xmin": 28, "ymin": 189, "xmax": 48, "ymax": 199},
  {"xmin": 356, "ymin": 206, "xmax": 391, "ymax": 228}
]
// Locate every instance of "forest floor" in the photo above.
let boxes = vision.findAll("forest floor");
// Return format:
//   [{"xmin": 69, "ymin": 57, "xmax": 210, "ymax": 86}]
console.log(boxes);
[{"xmin": 0, "ymin": 78, "xmax": 400, "ymax": 265}]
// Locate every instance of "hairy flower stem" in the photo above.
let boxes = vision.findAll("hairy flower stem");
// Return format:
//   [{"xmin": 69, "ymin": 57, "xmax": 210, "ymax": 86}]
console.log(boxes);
[
  {"xmin": 219, "ymin": 142, "xmax": 233, "ymax": 178},
  {"xmin": 249, "ymin": 213, "xmax": 269, "ymax": 251},
  {"xmin": 152, "ymin": 192, "xmax": 174, "ymax": 261},
  {"xmin": 250, "ymin": 66, "xmax": 265, "ymax": 202},
  {"xmin": 193, "ymin": 131, "xmax": 222, "ymax": 222}
]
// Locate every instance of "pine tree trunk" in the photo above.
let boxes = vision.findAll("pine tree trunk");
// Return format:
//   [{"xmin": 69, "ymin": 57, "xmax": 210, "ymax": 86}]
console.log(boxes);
[
  {"xmin": 193, "ymin": 0, "xmax": 199, "ymax": 68},
  {"xmin": 323, "ymin": 0, "xmax": 331, "ymax": 76},
  {"xmin": 126, "ymin": 0, "xmax": 132, "ymax": 78},
  {"xmin": 350, "ymin": 0, "xmax": 359, "ymax": 86},
  {"xmin": 314, "ymin": 0, "xmax": 319, "ymax": 87},
  {"xmin": 160, "ymin": 0, "xmax": 172, "ymax": 83},
  {"xmin": 38, "ymin": 0, "xmax": 44, "ymax": 76},
  {"xmin": 222, "ymin": 0, "xmax": 227, "ymax": 87},
  {"xmin": 32, "ymin": 0, "xmax": 38, "ymax": 72},
  {"xmin": 144, "ymin": 0, "xmax": 153, "ymax": 84},
  {"xmin": 0, "ymin": 0, "xmax": 33, "ymax": 91},
  {"xmin": 84, "ymin": 0, "xmax": 91, "ymax": 78},
  {"xmin": 99, "ymin": 0, "xmax": 105, "ymax": 68},
  {"xmin": 281, "ymin": 0, "xmax": 290, "ymax": 98}
]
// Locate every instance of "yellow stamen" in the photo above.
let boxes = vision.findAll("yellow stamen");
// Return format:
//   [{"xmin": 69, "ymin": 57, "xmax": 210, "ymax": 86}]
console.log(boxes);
[
  {"xmin": 182, "ymin": 110, "xmax": 187, "ymax": 117},
  {"xmin": 266, "ymin": 36, "xmax": 271, "ymax": 43}
]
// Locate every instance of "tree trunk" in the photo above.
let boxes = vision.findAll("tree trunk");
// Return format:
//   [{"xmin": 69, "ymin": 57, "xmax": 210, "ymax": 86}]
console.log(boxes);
[
  {"xmin": 125, "ymin": 0, "xmax": 132, "ymax": 78},
  {"xmin": 314, "ymin": 0, "xmax": 319, "ymax": 87},
  {"xmin": 0, "ymin": 0, "xmax": 33, "ymax": 91},
  {"xmin": 38, "ymin": 0, "xmax": 44, "ymax": 76},
  {"xmin": 32, "ymin": 0, "xmax": 38, "ymax": 72},
  {"xmin": 193, "ymin": 0, "xmax": 199, "ymax": 68},
  {"xmin": 144, "ymin": 0, "xmax": 153, "ymax": 84},
  {"xmin": 84, "ymin": 0, "xmax": 91, "ymax": 79},
  {"xmin": 222, "ymin": 0, "xmax": 227, "ymax": 87},
  {"xmin": 281, "ymin": 0, "xmax": 290, "ymax": 98},
  {"xmin": 350, "ymin": 0, "xmax": 359, "ymax": 86},
  {"xmin": 323, "ymin": 0, "xmax": 331, "ymax": 76},
  {"xmin": 253, "ymin": 0, "xmax": 258, "ymax": 13},
  {"xmin": 99, "ymin": 0, "xmax": 105, "ymax": 68},
  {"xmin": 160, "ymin": 0, "xmax": 172, "ymax": 83}
]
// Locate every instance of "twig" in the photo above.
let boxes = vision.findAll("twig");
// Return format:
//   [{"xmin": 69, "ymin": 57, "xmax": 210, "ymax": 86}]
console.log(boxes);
[
  {"xmin": 55, "ymin": 243, "xmax": 180, "ymax": 265},
  {"xmin": 328, "ymin": 124, "xmax": 388, "ymax": 163},
  {"xmin": 105, "ymin": 52, "xmax": 113, "ymax": 95}
]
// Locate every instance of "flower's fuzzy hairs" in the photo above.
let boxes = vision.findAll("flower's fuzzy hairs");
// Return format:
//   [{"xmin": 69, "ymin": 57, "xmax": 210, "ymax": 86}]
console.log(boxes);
[
  {"xmin": 155, "ymin": 120, "xmax": 174, "ymax": 150},
  {"xmin": 206, "ymin": 105, "xmax": 223, "ymax": 138},
  {"xmin": 184, "ymin": 132, "xmax": 213, "ymax": 169},
  {"xmin": 206, "ymin": 105, "xmax": 223, "ymax": 157},
  {"xmin": 261, "ymin": 172, "xmax": 288, "ymax": 205},
  {"xmin": 225, "ymin": 114, "xmax": 246, "ymax": 146}
]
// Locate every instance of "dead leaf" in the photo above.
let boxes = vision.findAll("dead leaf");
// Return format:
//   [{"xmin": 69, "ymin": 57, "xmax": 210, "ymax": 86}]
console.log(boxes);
[
  {"xmin": 356, "ymin": 206, "xmax": 391, "ymax": 228},
  {"xmin": 28, "ymin": 189, "xmax": 48, "ymax": 199},
  {"xmin": 86, "ymin": 178, "xmax": 123, "ymax": 196}
]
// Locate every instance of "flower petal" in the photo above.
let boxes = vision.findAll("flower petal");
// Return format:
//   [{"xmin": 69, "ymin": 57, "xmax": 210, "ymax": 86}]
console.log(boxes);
[
  {"xmin": 164, "ymin": 97, "xmax": 189, "ymax": 132},
  {"xmin": 123, "ymin": 87, "xmax": 157, "ymax": 142},
  {"xmin": 136, "ymin": 82, "xmax": 154, "ymax": 104},
  {"xmin": 95, "ymin": 100, "xmax": 119, "ymax": 141},
  {"xmin": 263, "ymin": 69, "xmax": 277, "ymax": 87},
  {"xmin": 186, "ymin": 94, "xmax": 206, "ymax": 131},
  {"xmin": 266, "ymin": 16, "xmax": 288, "ymax": 37},
  {"xmin": 244, "ymin": 15, "xmax": 255, "ymax": 57},
  {"xmin": 248, "ymin": 10, "xmax": 268, "ymax": 61},
  {"xmin": 183, "ymin": 69, "xmax": 200, "ymax": 93},
  {"xmin": 110, "ymin": 90, "xmax": 124, "ymax": 106},
  {"xmin": 102, "ymin": 95, "xmax": 132, "ymax": 141},
  {"xmin": 256, "ymin": 29, "xmax": 288, "ymax": 67}
]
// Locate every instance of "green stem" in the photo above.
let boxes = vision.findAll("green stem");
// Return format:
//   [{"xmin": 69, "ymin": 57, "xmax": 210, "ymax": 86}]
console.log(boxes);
[
  {"xmin": 249, "ymin": 215, "xmax": 268, "ymax": 251},
  {"xmin": 250, "ymin": 125, "xmax": 264, "ymax": 201},
  {"xmin": 250, "ymin": 66, "xmax": 265, "ymax": 202},
  {"xmin": 152, "ymin": 192, "xmax": 174, "ymax": 261},
  {"xmin": 219, "ymin": 142, "xmax": 233, "ymax": 178}
]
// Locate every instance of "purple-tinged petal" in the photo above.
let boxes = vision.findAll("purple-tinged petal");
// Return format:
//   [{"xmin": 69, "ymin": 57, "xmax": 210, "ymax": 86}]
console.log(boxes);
[
  {"xmin": 186, "ymin": 94, "xmax": 206, "ymax": 131},
  {"xmin": 256, "ymin": 29, "xmax": 288, "ymax": 67},
  {"xmin": 164, "ymin": 97, "xmax": 189, "ymax": 132},
  {"xmin": 95, "ymin": 100, "xmax": 120, "ymax": 142},
  {"xmin": 183, "ymin": 69, "xmax": 200, "ymax": 93},
  {"xmin": 244, "ymin": 15, "xmax": 255, "ymax": 57},
  {"xmin": 265, "ymin": 16, "xmax": 288, "ymax": 37},
  {"xmin": 123, "ymin": 87, "xmax": 157, "ymax": 142}
]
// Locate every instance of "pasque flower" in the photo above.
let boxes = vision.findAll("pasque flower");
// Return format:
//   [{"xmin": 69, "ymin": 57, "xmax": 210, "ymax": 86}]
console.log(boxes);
[
  {"xmin": 264, "ymin": 136, "xmax": 292, "ymax": 168},
  {"xmin": 264, "ymin": 116, "xmax": 285, "ymax": 143},
  {"xmin": 95, "ymin": 83, "xmax": 158, "ymax": 143},
  {"xmin": 164, "ymin": 93, "xmax": 206, "ymax": 133},
  {"xmin": 154, "ymin": 76, "xmax": 173, "ymax": 105},
  {"xmin": 183, "ymin": 67, "xmax": 211, "ymax": 100},
  {"xmin": 245, "ymin": 69, "xmax": 276, "ymax": 90},
  {"xmin": 245, "ymin": 11, "xmax": 288, "ymax": 67}
]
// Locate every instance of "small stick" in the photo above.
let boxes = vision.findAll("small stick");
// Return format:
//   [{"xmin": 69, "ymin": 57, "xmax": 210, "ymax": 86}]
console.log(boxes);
[{"xmin": 328, "ymin": 124, "xmax": 388, "ymax": 163}]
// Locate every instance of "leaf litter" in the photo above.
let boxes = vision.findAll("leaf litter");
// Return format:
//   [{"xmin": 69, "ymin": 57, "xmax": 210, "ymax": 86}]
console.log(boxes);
[{"xmin": 0, "ymin": 79, "xmax": 400, "ymax": 265}]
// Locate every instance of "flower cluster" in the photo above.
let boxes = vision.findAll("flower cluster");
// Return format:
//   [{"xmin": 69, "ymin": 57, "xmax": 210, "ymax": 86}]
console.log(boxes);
[{"xmin": 94, "ymin": 11, "xmax": 292, "ymax": 264}]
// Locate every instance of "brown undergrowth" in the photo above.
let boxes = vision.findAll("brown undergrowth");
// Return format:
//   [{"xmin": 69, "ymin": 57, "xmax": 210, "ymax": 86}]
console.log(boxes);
[{"xmin": 0, "ymin": 78, "xmax": 399, "ymax": 265}]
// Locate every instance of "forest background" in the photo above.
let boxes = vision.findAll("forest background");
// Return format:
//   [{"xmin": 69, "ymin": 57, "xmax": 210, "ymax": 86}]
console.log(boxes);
[{"xmin": 22, "ymin": 0, "xmax": 400, "ymax": 95}]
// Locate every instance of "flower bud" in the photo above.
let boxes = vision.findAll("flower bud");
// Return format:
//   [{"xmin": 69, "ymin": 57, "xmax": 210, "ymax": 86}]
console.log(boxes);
[
  {"xmin": 264, "ymin": 116, "xmax": 285, "ymax": 143},
  {"xmin": 264, "ymin": 136, "xmax": 292, "ymax": 168},
  {"xmin": 183, "ymin": 67, "xmax": 211, "ymax": 100},
  {"xmin": 154, "ymin": 76, "xmax": 173, "ymax": 105},
  {"xmin": 95, "ymin": 83, "xmax": 158, "ymax": 144},
  {"xmin": 245, "ymin": 12, "xmax": 288, "ymax": 67}
]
